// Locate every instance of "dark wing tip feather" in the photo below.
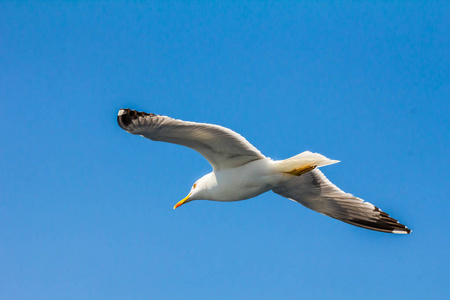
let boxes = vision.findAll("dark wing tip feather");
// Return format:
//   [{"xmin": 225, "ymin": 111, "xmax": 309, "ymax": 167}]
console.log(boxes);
[
  {"xmin": 345, "ymin": 206, "xmax": 411, "ymax": 234},
  {"xmin": 117, "ymin": 108, "xmax": 157, "ymax": 132},
  {"xmin": 117, "ymin": 108, "xmax": 132, "ymax": 131}
]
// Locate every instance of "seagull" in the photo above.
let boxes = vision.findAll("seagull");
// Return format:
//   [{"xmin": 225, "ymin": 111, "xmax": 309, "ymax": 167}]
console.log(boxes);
[{"xmin": 117, "ymin": 108, "xmax": 411, "ymax": 234}]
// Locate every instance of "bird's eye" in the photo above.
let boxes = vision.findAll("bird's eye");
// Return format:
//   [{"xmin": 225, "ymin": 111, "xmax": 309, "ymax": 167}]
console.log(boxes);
[{"xmin": 193, "ymin": 183, "xmax": 197, "ymax": 189}]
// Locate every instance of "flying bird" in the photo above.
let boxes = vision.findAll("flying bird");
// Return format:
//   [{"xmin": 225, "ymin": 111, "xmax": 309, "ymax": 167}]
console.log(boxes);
[{"xmin": 117, "ymin": 108, "xmax": 411, "ymax": 234}]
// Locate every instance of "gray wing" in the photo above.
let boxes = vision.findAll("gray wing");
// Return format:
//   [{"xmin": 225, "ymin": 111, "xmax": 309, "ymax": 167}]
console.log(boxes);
[
  {"xmin": 272, "ymin": 169, "xmax": 411, "ymax": 234},
  {"xmin": 117, "ymin": 109, "xmax": 265, "ymax": 171}
]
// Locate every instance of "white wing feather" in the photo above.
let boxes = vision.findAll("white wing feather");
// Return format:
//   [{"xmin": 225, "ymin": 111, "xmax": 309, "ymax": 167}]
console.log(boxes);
[
  {"xmin": 118, "ymin": 109, "xmax": 265, "ymax": 171},
  {"xmin": 272, "ymin": 169, "xmax": 411, "ymax": 234}
]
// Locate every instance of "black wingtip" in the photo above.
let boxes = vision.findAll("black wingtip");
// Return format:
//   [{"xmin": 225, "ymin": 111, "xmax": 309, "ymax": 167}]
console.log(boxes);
[
  {"xmin": 117, "ymin": 108, "xmax": 131, "ymax": 130},
  {"xmin": 117, "ymin": 108, "xmax": 158, "ymax": 132},
  {"xmin": 345, "ymin": 206, "xmax": 412, "ymax": 234},
  {"xmin": 374, "ymin": 207, "xmax": 412, "ymax": 234}
]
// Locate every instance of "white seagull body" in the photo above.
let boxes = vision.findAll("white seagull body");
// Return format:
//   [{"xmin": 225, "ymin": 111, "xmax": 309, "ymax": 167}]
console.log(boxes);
[{"xmin": 118, "ymin": 108, "xmax": 411, "ymax": 234}]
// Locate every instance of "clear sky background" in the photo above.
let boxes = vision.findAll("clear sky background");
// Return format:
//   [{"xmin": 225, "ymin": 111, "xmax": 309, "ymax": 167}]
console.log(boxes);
[{"xmin": 1, "ymin": 2, "xmax": 449, "ymax": 299}]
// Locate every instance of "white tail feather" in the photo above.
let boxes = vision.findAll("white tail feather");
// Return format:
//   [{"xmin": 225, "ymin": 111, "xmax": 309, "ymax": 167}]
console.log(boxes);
[{"xmin": 274, "ymin": 151, "xmax": 339, "ymax": 174}]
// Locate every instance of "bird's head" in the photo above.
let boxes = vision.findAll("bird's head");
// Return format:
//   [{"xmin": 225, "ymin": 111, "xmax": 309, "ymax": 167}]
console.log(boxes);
[{"xmin": 173, "ymin": 174, "xmax": 214, "ymax": 209}]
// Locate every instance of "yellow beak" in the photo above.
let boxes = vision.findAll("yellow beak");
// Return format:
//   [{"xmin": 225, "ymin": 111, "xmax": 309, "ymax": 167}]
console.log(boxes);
[{"xmin": 174, "ymin": 193, "xmax": 191, "ymax": 209}]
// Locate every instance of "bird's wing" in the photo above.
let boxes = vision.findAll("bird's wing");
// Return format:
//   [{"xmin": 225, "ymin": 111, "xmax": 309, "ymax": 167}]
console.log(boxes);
[
  {"xmin": 117, "ymin": 109, "xmax": 265, "ymax": 171},
  {"xmin": 272, "ymin": 169, "xmax": 411, "ymax": 234}
]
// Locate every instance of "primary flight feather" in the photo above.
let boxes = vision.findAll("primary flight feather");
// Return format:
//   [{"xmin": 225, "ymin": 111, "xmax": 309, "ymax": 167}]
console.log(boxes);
[{"xmin": 118, "ymin": 108, "xmax": 411, "ymax": 234}]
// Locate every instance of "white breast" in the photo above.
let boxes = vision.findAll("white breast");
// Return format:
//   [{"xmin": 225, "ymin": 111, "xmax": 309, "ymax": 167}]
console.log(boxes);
[{"xmin": 210, "ymin": 159, "xmax": 284, "ymax": 201}]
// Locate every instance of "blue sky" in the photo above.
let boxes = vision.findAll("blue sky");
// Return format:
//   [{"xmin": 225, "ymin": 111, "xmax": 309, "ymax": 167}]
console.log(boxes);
[{"xmin": 1, "ymin": 1, "xmax": 449, "ymax": 299}]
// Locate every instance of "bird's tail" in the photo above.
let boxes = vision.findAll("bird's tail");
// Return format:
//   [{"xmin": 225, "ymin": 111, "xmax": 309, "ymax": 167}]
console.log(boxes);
[{"xmin": 274, "ymin": 151, "xmax": 339, "ymax": 176}]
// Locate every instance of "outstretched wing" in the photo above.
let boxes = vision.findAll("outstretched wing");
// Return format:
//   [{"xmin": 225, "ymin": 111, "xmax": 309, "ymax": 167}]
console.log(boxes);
[
  {"xmin": 117, "ymin": 109, "xmax": 265, "ymax": 171},
  {"xmin": 272, "ymin": 169, "xmax": 411, "ymax": 234}
]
